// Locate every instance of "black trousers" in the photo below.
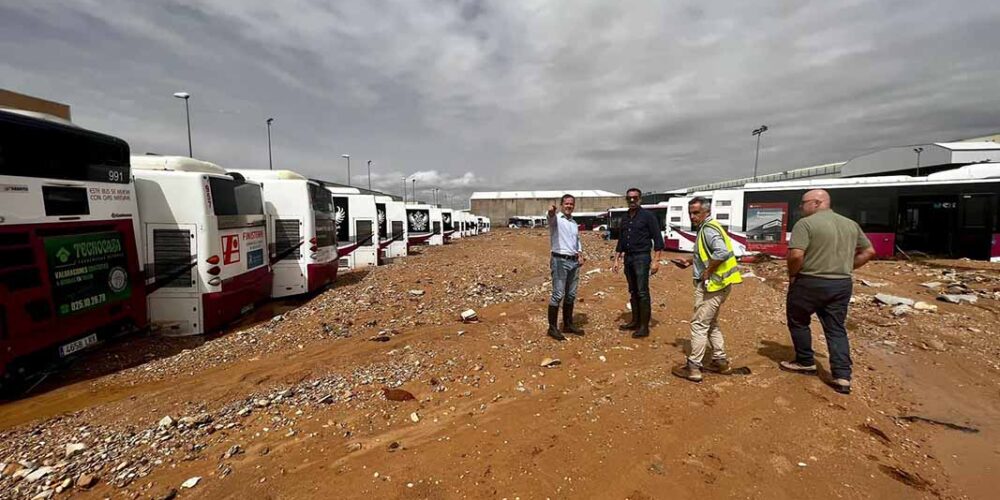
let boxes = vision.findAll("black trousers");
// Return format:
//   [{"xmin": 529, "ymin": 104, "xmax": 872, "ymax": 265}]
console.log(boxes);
[
  {"xmin": 624, "ymin": 254, "xmax": 652, "ymax": 305},
  {"xmin": 786, "ymin": 276, "xmax": 853, "ymax": 380}
]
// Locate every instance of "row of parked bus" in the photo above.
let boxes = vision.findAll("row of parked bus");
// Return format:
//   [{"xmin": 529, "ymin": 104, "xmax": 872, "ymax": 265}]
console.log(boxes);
[
  {"xmin": 609, "ymin": 164, "xmax": 1000, "ymax": 262},
  {"xmin": 0, "ymin": 109, "xmax": 491, "ymax": 391}
]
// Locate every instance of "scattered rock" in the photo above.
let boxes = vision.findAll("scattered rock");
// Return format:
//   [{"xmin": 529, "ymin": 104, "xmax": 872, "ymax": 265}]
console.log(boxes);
[
  {"xmin": 180, "ymin": 476, "xmax": 201, "ymax": 489},
  {"xmin": 76, "ymin": 473, "xmax": 98, "ymax": 489},
  {"xmin": 860, "ymin": 279, "xmax": 887, "ymax": 287},
  {"xmin": 924, "ymin": 339, "xmax": 947, "ymax": 351},
  {"xmin": 937, "ymin": 294, "xmax": 977, "ymax": 304},
  {"xmin": 25, "ymin": 466, "xmax": 54, "ymax": 483},
  {"xmin": 875, "ymin": 294, "xmax": 914, "ymax": 307},
  {"xmin": 383, "ymin": 388, "xmax": 416, "ymax": 401},
  {"xmin": 539, "ymin": 357, "xmax": 561, "ymax": 368},
  {"xmin": 585, "ymin": 268, "xmax": 601, "ymax": 276},
  {"xmin": 388, "ymin": 441, "xmax": 401, "ymax": 452},
  {"xmin": 920, "ymin": 281, "xmax": 943, "ymax": 289},
  {"xmin": 346, "ymin": 442, "xmax": 363, "ymax": 453},
  {"xmin": 65, "ymin": 442, "xmax": 87, "ymax": 459},
  {"xmin": 913, "ymin": 301, "xmax": 938, "ymax": 312},
  {"xmin": 158, "ymin": 415, "xmax": 175, "ymax": 428},
  {"xmin": 891, "ymin": 305, "xmax": 912, "ymax": 317},
  {"xmin": 410, "ymin": 412, "xmax": 421, "ymax": 423},
  {"xmin": 408, "ymin": 289, "xmax": 425, "ymax": 297},
  {"xmin": 460, "ymin": 309, "xmax": 479, "ymax": 322}
]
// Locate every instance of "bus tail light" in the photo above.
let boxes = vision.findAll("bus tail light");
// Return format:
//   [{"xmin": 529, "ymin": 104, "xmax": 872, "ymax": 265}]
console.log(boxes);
[
  {"xmin": 207, "ymin": 266, "xmax": 221, "ymax": 276},
  {"xmin": 309, "ymin": 245, "xmax": 318, "ymax": 252},
  {"xmin": 310, "ymin": 237, "xmax": 317, "ymax": 244},
  {"xmin": 206, "ymin": 255, "xmax": 220, "ymax": 265}
]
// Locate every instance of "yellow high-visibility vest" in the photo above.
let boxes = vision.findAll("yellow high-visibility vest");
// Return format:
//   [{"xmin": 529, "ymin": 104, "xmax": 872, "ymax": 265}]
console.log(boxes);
[{"xmin": 696, "ymin": 219, "xmax": 743, "ymax": 292}]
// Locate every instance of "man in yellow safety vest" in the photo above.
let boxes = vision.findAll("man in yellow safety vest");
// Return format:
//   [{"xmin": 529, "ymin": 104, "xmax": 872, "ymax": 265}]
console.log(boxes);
[{"xmin": 670, "ymin": 196, "xmax": 742, "ymax": 382}]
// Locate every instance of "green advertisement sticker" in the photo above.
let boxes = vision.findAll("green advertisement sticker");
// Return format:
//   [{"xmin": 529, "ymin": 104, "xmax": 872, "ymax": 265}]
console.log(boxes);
[{"xmin": 44, "ymin": 231, "xmax": 132, "ymax": 316}]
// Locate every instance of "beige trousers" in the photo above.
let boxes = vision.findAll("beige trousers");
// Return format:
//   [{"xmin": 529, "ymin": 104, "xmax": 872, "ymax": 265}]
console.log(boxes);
[{"xmin": 688, "ymin": 282, "xmax": 731, "ymax": 367}]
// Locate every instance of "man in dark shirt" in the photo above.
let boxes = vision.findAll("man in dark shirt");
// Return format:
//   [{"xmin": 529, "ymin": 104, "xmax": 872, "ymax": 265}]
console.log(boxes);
[{"xmin": 612, "ymin": 188, "xmax": 665, "ymax": 338}]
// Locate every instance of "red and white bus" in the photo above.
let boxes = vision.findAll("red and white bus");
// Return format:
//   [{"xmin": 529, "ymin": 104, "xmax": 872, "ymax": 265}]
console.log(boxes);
[
  {"xmin": 742, "ymin": 167, "xmax": 1000, "ymax": 260},
  {"xmin": 0, "ymin": 109, "xmax": 146, "ymax": 390},
  {"xmin": 132, "ymin": 156, "xmax": 272, "ymax": 335},
  {"xmin": 233, "ymin": 169, "xmax": 338, "ymax": 297}
]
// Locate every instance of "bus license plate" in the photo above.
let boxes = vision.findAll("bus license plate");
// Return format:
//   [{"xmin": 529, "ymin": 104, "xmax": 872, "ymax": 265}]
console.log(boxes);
[{"xmin": 59, "ymin": 333, "xmax": 98, "ymax": 357}]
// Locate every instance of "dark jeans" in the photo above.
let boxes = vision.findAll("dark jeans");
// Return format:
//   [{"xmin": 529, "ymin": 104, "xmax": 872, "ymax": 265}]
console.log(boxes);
[
  {"xmin": 624, "ymin": 254, "xmax": 652, "ymax": 305},
  {"xmin": 786, "ymin": 276, "xmax": 853, "ymax": 380}
]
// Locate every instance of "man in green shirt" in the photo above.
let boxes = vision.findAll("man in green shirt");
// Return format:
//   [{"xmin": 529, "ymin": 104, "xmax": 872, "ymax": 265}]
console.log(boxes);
[{"xmin": 779, "ymin": 189, "xmax": 876, "ymax": 395}]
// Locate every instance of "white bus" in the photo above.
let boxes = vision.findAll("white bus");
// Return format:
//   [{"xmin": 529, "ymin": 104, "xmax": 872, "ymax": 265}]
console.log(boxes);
[
  {"xmin": 325, "ymin": 186, "xmax": 378, "ymax": 269},
  {"xmin": 405, "ymin": 203, "xmax": 435, "ymax": 248},
  {"xmin": 663, "ymin": 191, "xmax": 748, "ymax": 256},
  {"xmin": 428, "ymin": 206, "xmax": 444, "ymax": 246},
  {"xmin": 375, "ymin": 196, "xmax": 408, "ymax": 262},
  {"xmin": 0, "ymin": 109, "xmax": 146, "ymax": 390},
  {"xmin": 441, "ymin": 208, "xmax": 457, "ymax": 242},
  {"xmin": 132, "ymin": 156, "xmax": 271, "ymax": 336},
  {"xmin": 233, "ymin": 169, "xmax": 338, "ymax": 298}
]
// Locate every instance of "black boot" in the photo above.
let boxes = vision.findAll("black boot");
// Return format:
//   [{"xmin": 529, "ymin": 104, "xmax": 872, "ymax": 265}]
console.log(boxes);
[
  {"xmin": 562, "ymin": 302, "xmax": 583, "ymax": 335},
  {"xmin": 619, "ymin": 297, "xmax": 639, "ymax": 330},
  {"xmin": 632, "ymin": 299, "xmax": 651, "ymax": 338},
  {"xmin": 547, "ymin": 305, "xmax": 566, "ymax": 341}
]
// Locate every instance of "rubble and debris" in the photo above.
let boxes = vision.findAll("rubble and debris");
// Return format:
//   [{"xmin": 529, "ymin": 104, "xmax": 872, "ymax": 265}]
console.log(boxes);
[
  {"xmin": 460, "ymin": 309, "xmax": 479, "ymax": 322},
  {"xmin": 539, "ymin": 357, "xmax": 561, "ymax": 368},
  {"xmin": 938, "ymin": 294, "xmax": 978, "ymax": 304},
  {"xmin": 875, "ymin": 294, "xmax": 915, "ymax": 307}
]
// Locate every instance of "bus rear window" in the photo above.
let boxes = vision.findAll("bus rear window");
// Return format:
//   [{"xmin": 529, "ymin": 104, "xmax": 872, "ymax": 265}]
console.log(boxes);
[
  {"xmin": 0, "ymin": 112, "xmax": 130, "ymax": 183},
  {"xmin": 309, "ymin": 183, "xmax": 334, "ymax": 214},
  {"xmin": 42, "ymin": 186, "xmax": 90, "ymax": 216},
  {"xmin": 209, "ymin": 177, "xmax": 263, "ymax": 216}
]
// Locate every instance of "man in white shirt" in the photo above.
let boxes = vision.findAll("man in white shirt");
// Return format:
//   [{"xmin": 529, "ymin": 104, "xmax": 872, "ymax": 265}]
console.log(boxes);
[{"xmin": 547, "ymin": 194, "xmax": 586, "ymax": 341}]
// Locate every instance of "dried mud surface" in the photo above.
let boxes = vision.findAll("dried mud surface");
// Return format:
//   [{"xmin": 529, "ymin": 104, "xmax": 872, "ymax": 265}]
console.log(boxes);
[{"xmin": 2, "ymin": 230, "xmax": 999, "ymax": 499}]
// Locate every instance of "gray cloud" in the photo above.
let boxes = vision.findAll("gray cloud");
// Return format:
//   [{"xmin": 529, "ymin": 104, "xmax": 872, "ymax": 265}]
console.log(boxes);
[{"xmin": 3, "ymin": 0, "xmax": 999, "ymax": 206}]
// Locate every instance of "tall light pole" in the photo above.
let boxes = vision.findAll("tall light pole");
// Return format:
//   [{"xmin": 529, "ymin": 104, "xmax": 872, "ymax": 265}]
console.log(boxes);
[
  {"xmin": 366, "ymin": 160, "xmax": 372, "ymax": 191},
  {"xmin": 751, "ymin": 124, "xmax": 768, "ymax": 182},
  {"xmin": 913, "ymin": 147, "xmax": 924, "ymax": 177},
  {"xmin": 266, "ymin": 118, "xmax": 274, "ymax": 170},
  {"xmin": 411, "ymin": 178, "xmax": 416, "ymax": 203},
  {"xmin": 341, "ymin": 154, "xmax": 351, "ymax": 186},
  {"xmin": 173, "ymin": 92, "xmax": 192, "ymax": 157},
  {"xmin": 402, "ymin": 176, "xmax": 407, "ymax": 203}
]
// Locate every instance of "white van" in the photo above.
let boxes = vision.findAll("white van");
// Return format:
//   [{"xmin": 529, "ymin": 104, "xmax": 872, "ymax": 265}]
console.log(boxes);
[{"xmin": 428, "ymin": 207, "xmax": 444, "ymax": 246}]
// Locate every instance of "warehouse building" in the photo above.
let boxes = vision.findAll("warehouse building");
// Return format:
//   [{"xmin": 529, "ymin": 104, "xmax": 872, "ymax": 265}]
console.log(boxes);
[{"xmin": 470, "ymin": 190, "xmax": 622, "ymax": 224}]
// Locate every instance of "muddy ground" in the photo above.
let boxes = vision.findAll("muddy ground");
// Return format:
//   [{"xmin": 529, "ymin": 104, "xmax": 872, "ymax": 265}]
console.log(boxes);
[{"xmin": 1, "ymin": 230, "xmax": 998, "ymax": 499}]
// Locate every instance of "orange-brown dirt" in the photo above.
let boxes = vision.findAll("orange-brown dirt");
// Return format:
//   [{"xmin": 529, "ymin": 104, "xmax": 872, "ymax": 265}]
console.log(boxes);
[{"xmin": 2, "ymin": 230, "xmax": 999, "ymax": 499}]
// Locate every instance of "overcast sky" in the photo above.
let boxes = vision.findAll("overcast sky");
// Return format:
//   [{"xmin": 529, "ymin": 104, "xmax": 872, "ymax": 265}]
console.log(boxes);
[{"xmin": 3, "ymin": 0, "xmax": 999, "ymax": 205}]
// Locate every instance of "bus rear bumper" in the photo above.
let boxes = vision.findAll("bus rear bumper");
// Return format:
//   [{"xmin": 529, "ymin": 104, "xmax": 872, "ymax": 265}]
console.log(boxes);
[
  {"xmin": 307, "ymin": 261, "xmax": 338, "ymax": 292},
  {"xmin": 202, "ymin": 267, "xmax": 273, "ymax": 333}
]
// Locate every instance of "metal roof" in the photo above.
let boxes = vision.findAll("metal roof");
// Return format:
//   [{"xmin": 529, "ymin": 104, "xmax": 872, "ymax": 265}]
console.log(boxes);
[
  {"xmin": 934, "ymin": 142, "xmax": 1000, "ymax": 151},
  {"xmin": 470, "ymin": 190, "xmax": 620, "ymax": 200}
]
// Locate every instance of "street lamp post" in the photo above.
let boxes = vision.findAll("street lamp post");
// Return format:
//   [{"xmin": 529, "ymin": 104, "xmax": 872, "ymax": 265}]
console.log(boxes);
[
  {"xmin": 412, "ymin": 178, "xmax": 416, "ymax": 203},
  {"xmin": 341, "ymin": 154, "xmax": 351, "ymax": 186},
  {"xmin": 266, "ymin": 118, "xmax": 274, "ymax": 170},
  {"xmin": 173, "ymin": 92, "xmax": 192, "ymax": 157},
  {"xmin": 402, "ymin": 176, "xmax": 407, "ymax": 203},
  {"xmin": 913, "ymin": 147, "xmax": 924, "ymax": 177},
  {"xmin": 751, "ymin": 124, "xmax": 769, "ymax": 182},
  {"xmin": 367, "ymin": 160, "xmax": 372, "ymax": 191}
]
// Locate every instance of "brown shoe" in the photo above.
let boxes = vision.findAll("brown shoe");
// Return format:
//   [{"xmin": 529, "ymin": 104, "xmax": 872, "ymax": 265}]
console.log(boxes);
[
  {"xmin": 704, "ymin": 359, "xmax": 733, "ymax": 375},
  {"xmin": 671, "ymin": 363, "xmax": 703, "ymax": 383}
]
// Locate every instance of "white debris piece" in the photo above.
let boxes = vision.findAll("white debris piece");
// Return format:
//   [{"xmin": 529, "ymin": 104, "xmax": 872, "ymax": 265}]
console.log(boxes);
[
  {"xmin": 181, "ymin": 476, "xmax": 202, "ymax": 489},
  {"xmin": 874, "ymin": 294, "xmax": 914, "ymax": 307}
]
